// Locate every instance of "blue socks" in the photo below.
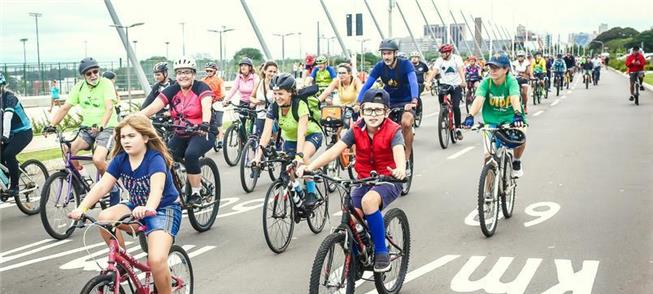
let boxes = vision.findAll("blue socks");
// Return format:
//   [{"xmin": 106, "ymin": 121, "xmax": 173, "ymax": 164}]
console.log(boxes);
[
  {"xmin": 305, "ymin": 180, "xmax": 316, "ymax": 193},
  {"xmin": 366, "ymin": 210, "xmax": 388, "ymax": 254}
]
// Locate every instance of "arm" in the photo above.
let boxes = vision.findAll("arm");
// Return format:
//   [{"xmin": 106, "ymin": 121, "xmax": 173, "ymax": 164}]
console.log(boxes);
[
  {"xmin": 357, "ymin": 71, "xmax": 378, "ymax": 103},
  {"xmin": 458, "ymin": 65, "xmax": 466, "ymax": 86},
  {"xmin": 50, "ymin": 103, "xmax": 73, "ymax": 126},
  {"xmin": 141, "ymin": 88, "xmax": 158, "ymax": 110},
  {"xmin": 392, "ymin": 144, "xmax": 406, "ymax": 172},
  {"xmin": 201, "ymin": 96, "xmax": 212, "ymax": 123},
  {"xmin": 306, "ymin": 141, "xmax": 348, "ymax": 171},
  {"xmin": 317, "ymin": 79, "xmax": 339, "ymax": 103},
  {"xmin": 468, "ymin": 95, "xmax": 485, "ymax": 116},
  {"xmin": 2, "ymin": 112, "xmax": 13, "ymax": 138},
  {"xmin": 139, "ymin": 97, "xmax": 166, "ymax": 117},
  {"xmin": 99, "ymin": 98, "xmax": 114, "ymax": 128},
  {"xmin": 254, "ymin": 118, "xmax": 274, "ymax": 161},
  {"xmin": 76, "ymin": 173, "xmax": 118, "ymax": 211},
  {"xmin": 226, "ymin": 76, "xmax": 239, "ymax": 100},
  {"xmin": 407, "ymin": 71, "xmax": 419, "ymax": 100},
  {"xmin": 296, "ymin": 115, "xmax": 309, "ymax": 161}
]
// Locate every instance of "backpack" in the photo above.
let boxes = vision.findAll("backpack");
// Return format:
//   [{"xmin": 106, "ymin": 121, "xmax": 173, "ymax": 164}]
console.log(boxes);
[{"xmin": 270, "ymin": 84, "xmax": 322, "ymax": 125}]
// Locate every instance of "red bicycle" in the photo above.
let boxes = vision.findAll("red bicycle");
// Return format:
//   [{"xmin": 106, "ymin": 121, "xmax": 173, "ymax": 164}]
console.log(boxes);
[
  {"xmin": 437, "ymin": 84, "xmax": 459, "ymax": 149},
  {"xmin": 75, "ymin": 213, "xmax": 194, "ymax": 294}
]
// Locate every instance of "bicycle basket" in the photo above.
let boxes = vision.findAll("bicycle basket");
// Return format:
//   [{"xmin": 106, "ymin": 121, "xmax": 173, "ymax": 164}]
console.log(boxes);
[
  {"xmin": 320, "ymin": 106, "xmax": 344, "ymax": 127},
  {"xmin": 494, "ymin": 128, "xmax": 526, "ymax": 148}
]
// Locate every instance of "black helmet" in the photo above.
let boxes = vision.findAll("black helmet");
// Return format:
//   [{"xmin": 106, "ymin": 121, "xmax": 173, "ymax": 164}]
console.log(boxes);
[
  {"xmin": 269, "ymin": 73, "xmax": 296, "ymax": 91},
  {"xmin": 102, "ymin": 71, "xmax": 116, "ymax": 80},
  {"xmin": 78, "ymin": 57, "xmax": 99, "ymax": 75},
  {"xmin": 239, "ymin": 57, "xmax": 253, "ymax": 67},
  {"xmin": 378, "ymin": 39, "xmax": 399, "ymax": 51},
  {"xmin": 495, "ymin": 128, "xmax": 526, "ymax": 148},
  {"xmin": 153, "ymin": 62, "xmax": 168, "ymax": 73}
]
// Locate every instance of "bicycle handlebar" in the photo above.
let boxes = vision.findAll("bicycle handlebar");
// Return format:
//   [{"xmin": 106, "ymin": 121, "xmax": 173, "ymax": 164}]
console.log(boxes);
[{"xmin": 303, "ymin": 170, "xmax": 407, "ymax": 185}]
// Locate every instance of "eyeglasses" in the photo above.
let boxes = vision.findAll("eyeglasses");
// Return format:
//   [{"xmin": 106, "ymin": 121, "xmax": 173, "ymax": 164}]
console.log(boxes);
[
  {"xmin": 84, "ymin": 69, "xmax": 99, "ymax": 77},
  {"xmin": 361, "ymin": 108, "xmax": 386, "ymax": 116},
  {"xmin": 337, "ymin": 71, "xmax": 348, "ymax": 75},
  {"xmin": 176, "ymin": 70, "xmax": 194, "ymax": 76}
]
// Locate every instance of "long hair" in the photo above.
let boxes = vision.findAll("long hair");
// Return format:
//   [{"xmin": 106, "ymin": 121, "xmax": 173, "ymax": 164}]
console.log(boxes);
[{"xmin": 111, "ymin": 114, "xmax": 174, "ymax": 168}]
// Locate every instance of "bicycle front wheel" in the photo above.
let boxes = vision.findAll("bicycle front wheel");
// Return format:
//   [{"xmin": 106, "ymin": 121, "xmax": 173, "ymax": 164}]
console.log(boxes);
[
  {"xmin": 374, "ymin": 208, "xmax": 411, "ymax": 294},
  {"xmin": 222, "ymin": 124, "xmax": 243, "ymax": 166},
  {"xmin": 401, "ymin": 153, "xmax": 413, "ymax": 196},
  {"xmin": 307, "ymin": 177, "xmax": 329, "ymax": 234},
  {"xmin": 308, "ymin": 232, "xmax": 357, "ymax": 294},
  {"xmin": 501, "ymin": 154, "xmax": 516, "ymax": 219},
  {"xmin": 239, "ymin": 139, "xmax": 260, "ymax": 193},
  {"xmin": 187, "ymin": 158, "xmax": 221, "ymax": 232},
  {"xmin": 262, "ymin": 180, "xmax": 294, "ymax": 253},
  {"xmin": 40, "ymin": 171, "xmax": 80, "ymax": 240},
  {"xmin": 15, "ymin": 159, "xmax": 49, "ymax": 215},
  {"xmin": 80, "ymin": 273, "xmax": 124, "ymax": 294},
  {"xmin": 477, "ymin": 163, "xmax": 500, "ymax": 237},
  {"xmin": 168, "ymin": 245, "xmax": 194, "ymax": 294},
  {"xmin": 437, "ymin": 109, "xmax": 450, "ymax": 149}
]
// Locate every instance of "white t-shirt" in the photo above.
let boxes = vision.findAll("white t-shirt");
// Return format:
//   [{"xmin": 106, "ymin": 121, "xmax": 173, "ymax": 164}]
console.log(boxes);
[
  {"xmin": 512, "ymin": 59, "xmax": 531, "ymax": 74},
  {"xmin": 432, "ymin": 54, "xmax": 464, "ymax": 86},
  {"xmin": 254, "ymin": 80, "xmax": 274, "ymax": 119}
]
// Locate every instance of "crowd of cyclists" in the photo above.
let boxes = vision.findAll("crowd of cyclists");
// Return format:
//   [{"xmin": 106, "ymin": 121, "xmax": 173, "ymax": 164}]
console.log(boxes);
[{"xmin": 0, "ymin": 38, "xmax": 648, "ymax": 292}]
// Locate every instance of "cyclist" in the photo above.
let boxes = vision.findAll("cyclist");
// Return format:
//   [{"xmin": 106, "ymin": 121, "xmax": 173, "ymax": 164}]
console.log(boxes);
[
  {"xmin": 304, "ymin": 54, "xmax": 316, "ymax": 79},
  {"xmin": 297, "ymin": 88, "xmax": 406, "ymax": 272},
  {"xmin": 307, "ymin": 55, "xmax": 337, "ymax": 95},
  {"xmin": 580, "ymin": 56, "xmax": 593, "ymax": 84},
  {"xmin": 463, "ymin": 53, "xmax": 527, "ymax": 177},
  {"xmin": 410, "ymin": 51, "xmax": 429, "ymax": 119},
  {"xmin": 551, "ymin": 54, "xmax": 567, "ymax": 88},
  {"xmin": 465, "ymin": 55, "xmax": 483, "ymax": 105},
  {"xmin": 225, "ymin": 57, "xmax": 259, "ymax": 109},
  {"xmin": 545, "ymin": 54, "xmax": 553, "ymax": 90},
  {"xmin": 253, "ymin": 74, "xmax": 323, "ymax": 208},
  {"xmin": 591, "ymin": 55, "xmax": 602, "ymax": 84},
  {"xmin": 512, "ymin": 51, "xmax": 531, "ymax": 113},
  {"xmin": 202, "ymin": 62, "xmax": 226, "ymax": 146},
  {"xmin": 68, "ymin": 114, "xmax": 181, "ymax": 294},
  {"xmin": 252, "ymin": 61, "xmax": 279, "ymax": 137},
  {"xmin": 357, "ymin": 39, "xmax": 418, "ymax": 167},
  {"xmin": 316, "ymin": 63, "xmax": 362, "ymax": 127},
  {"xmin": 427, "ymin": 43, "xmax": 466, "ymax": 140},
  {"xmin": 563, "ymin": 52, "xmax": 576, "ymax": 82},
  {"xmin": 141, "ymin": 62, "xmax": 174, "ymax": 110},
  {"xmin": 531, "ymin": 52, "xmax": 547, "ymax": 93},
  {"xmin": 1, "ymin": 73, "xmax": 33, "ymax": 197},
  {"xmin": 626, "ymin": 46, "xmax": 647, "ymax": 101},
  {"xmin": 140, "ymin": 56, "xmax": 217, "ymax": 207},
  {"xmin": 45, "ymin": 57, "xmax": 120, "ymax": 205}
]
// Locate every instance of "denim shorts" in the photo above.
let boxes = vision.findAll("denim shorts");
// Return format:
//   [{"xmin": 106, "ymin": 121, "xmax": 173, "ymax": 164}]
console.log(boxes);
[
  {"xmin": 283, "ymin": 133, "xmax": 323, "ymax": 156},
  {"xmin": 350, "ymin": 182, "xmax": 402, "ymax": 210},
  {"xmin": 121, "ymin": 201, "xmax": 182, "ymax": 238}
]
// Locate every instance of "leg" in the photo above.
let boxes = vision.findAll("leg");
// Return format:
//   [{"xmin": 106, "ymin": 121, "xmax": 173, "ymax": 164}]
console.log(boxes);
[
  {"xmin": 147, "ymin": 231, "xmax": 174, "ymax": 294},
  {"xmin": 185, "ymin": 134, "xmax": 215, "ymax": 204},
  {"xmin": 514, "ymin": 142, "xmax": 526, "ymax": 160},
  {"xmin": 97, "ymin": 204, "xmax": 132, "ymax": 249},
  {"xmin": 302, "ymin": 134, "xmax": 322, "ymax": 206},
  {"xmin": 450, "ymin": 86, "xmax": 463, "ymax": 128},
  {"xmin": 70, "ymin": 135, "xmax": 92, "ymax": 171},
  {"xmin": 400, "ymin": 111, "xmax": 414, "ymax": 160},
  {"xmin": 3, "ymin": 131, "xmax": 32, "ymax": 191}
]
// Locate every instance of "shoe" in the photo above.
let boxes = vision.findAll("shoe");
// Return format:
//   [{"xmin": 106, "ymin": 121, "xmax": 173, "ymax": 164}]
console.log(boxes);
[
  {"xmin": 303, "ymin": 192, "xmax": 318, "ymax": 209},
  {"xmin": 455, "ymin": 129, "xmax": 463, "ymax": 141},
  {"xmin": 641, "ymin": 85, "xmax": 645, "ymax": 91},
  {"xmin": 405, "ymin": 160, "xmax": 412, "ymax": 177},
  {"xmin": 629, "ymin": 96, "xmax": 634, "ymax": 101},
  {"xmin": 511, "ymin": 160, "xmax": 524, "ymax": 178},
  {"xmin": 187, "ymin": 193, "xmax": 202, "ymax": 207},
  {"xmin": 374, "ymin": 253, "xmax": 392, "ymax": 272},
  {"xmin": 250, "ymin": 165, "xmax": 260, "ymax": 179},
  {"xmin": 215, "ymin": 141, "xmax": 223, "ymax": 149}
]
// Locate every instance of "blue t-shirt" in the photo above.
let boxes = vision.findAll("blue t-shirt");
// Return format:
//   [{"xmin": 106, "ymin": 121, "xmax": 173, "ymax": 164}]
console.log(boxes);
[
  {"xmin": 51, "ymin": 86, "xmax": 60, "ymax": 99},
  {"xmin": 107, "ymin": 149, "xmax": 179, "ymax": 208},
  {"xmin": 1, "ymin": 91, "xmax": 32, "ymax": 134},
  {"xmin": 362, "ymin": 58, "xmax": 417, "ymax": 106}
]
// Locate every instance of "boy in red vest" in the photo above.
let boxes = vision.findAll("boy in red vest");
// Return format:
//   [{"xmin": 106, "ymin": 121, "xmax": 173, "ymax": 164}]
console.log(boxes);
[{"xmin": 297, "ymin": 88, "xmax": 406, "ymax": 272}]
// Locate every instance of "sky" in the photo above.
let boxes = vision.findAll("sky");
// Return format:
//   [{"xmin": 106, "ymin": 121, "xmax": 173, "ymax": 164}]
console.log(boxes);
[{"xmin": 1, "ymin": 0, "xmax": 652, "ymax": 64}]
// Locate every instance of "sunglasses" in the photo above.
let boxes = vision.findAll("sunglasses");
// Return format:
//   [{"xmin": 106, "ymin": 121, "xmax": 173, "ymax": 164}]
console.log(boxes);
[{"xmin": 84, "ymin": 69, "xmax": 99, "ymax": 77}]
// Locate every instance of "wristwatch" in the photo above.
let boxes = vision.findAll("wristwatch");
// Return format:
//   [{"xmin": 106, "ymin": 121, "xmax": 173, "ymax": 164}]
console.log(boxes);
[{"xmin": 295, "ymin": 152, "xmax": 304, "ymax": 159}]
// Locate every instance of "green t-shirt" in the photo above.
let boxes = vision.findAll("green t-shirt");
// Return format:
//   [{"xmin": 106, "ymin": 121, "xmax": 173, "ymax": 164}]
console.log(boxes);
[
  {"xmin": 67, "ymin": 77, "xmax": 119, "ymax": 127},
  {"xmin": 475, "ymin": 75, "xmax": 526, "ymax": 125},
  {"xmin": 276, "ymin": 100, "xmax": 322, "ymax": 141}
]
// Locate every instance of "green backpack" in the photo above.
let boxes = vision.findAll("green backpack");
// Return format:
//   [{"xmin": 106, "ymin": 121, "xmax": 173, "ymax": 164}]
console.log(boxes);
[{"xmin": 271, "ymin": 84, "xmax": 322, "ymax": 125}]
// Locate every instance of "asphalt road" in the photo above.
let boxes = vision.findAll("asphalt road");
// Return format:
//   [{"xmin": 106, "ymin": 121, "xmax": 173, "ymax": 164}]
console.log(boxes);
[{"xmin": 1, "ymin": 69, "xmax": 651, "ymax": 293}]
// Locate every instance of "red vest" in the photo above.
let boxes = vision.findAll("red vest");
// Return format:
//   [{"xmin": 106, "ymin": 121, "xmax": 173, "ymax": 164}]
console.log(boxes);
[{"xmin": 352, "ymin": 118, "xmax": 402, "ymax": 178}]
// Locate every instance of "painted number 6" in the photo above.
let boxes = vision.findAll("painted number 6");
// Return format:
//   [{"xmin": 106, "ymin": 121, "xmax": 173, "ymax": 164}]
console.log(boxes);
[{"xmin": 523, "ymin": 202, "xmax": 560, "ymax": 227}]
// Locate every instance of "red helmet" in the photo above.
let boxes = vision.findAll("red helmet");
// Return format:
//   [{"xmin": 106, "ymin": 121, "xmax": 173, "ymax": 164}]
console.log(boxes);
[
  {"xmin": 305, "ymin": 54, "xmax": 315, "ymax": 65},
  {"xmin": 439, "ymin": 44, "xmax": 454, "ymax": 53},
  {"xmin": 468, "ymin": 55, "xmax": 477, "ymax": 61}
]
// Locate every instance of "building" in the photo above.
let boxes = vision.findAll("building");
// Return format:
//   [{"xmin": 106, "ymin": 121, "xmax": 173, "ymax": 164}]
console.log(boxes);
[
  {"xmin": 396, "ymin": 37, "xmax": 439, "ymax": 53},
  {"xmin": 475, "ymin": 17, "xmax": 483, "ymax": 46},
  {"xmin": 599, "ymin": 23, "xmax": 609, "ymax": 34}
]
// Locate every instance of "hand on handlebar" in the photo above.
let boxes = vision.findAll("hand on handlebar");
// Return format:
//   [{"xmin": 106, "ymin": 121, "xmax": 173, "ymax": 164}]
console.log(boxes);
[
  {"xmin": 404, "ymin": 102, "xmax": 417, "ymax": 111},
  {"xmin": 386, "ymin": 166, "xmax": 406, "ymax": 180},
  {"xmin": 512, "ymin": 113, "xmax": 525, "ymax": 128},
  {"xmin": 132, "ymin": 206, "xmax": 156, "ymax": 219},
  {"xmin": 68, "ymin": 207, "xmax": 88, "ymax": 220},
  {"xmin": 463, "ymin": 115, "xmax": 475, "ymax": 129},
  {"xmin": 43, "ymin": 125, "xmax": 57, "ymax": 137}
]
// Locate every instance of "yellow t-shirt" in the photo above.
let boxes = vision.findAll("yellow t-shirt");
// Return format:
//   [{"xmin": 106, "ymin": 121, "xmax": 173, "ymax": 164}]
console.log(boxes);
[{"xmin": 337, "ymin": 78, "xmax": 359, "ymax": 106}]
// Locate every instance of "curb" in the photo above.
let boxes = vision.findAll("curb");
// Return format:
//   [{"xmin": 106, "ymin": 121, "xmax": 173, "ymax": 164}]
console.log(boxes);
[{"xmin": 607, "ymin": 67, "xmax": 653, "ymax": 92}]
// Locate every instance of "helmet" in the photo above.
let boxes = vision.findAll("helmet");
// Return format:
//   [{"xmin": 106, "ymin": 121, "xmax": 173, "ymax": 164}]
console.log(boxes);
[
  {"xmin": 361, "ymin": 89, "xmax": 390, "ymax": 106},
  {"xmin": 0, "ymin": 72, "xmax": 6, "ymax": 86},
  {"xmin": 315, "ymin": 55, "xmax": 328, "ymax": 64},
  {"xmin": 269, "ymin": 73, "xmax": 296, "ymax": 91},
  {"xmin": 468, "ymin": 55, "xmax": 477, "ymax": 61},
  {"xmin": 239, "ymin": 57, "xmax": 253, "ymax": 67},
  {"xmin": 102, "ymin": 71, "xmax": 116, "ymax": 80},
  {"xmin": 305, "ymin": 54, "xmax": 315, "ymax": 65},
  {"xmin": 378, "ymin": 39, "xmax": 399, "ymax": 51},
  {"xmin": 173, "ymin": 56, "xmax": 197, "ymax": 71},
  {"xmin": 494, "ymin": 128, "xmax": 526, "ymax": 149},
  {"xmin": 486, "ymin": 53, "xmax": 511, "ymax": 69},
  {"xmin": 410, "ymin": 51, "xmax": 421, "ymax": 58},
  {"xmin": 78, "ymin": 57, "xmax": 99, "ymax": 75},
  {"xmin": 535, "ymin": 51, "xmax": 543, "ymax": 56},
  {"xmin": 439, "ymin": 44, "xmax": 454, "ymax": 53},
  {"xmin": 397, "ymin": 52, "xmax": 407, "ymax": 59},
  {"xmin": 516, "ymin": 50, "xmax": 526, "ymax": 57},
  {"xmin": 153, "ymin": 62, "xmax": 168, "ymax": 73},
  {"xmin": 205, "ymin": 62, "xmax": 218, "ymax": 70}
]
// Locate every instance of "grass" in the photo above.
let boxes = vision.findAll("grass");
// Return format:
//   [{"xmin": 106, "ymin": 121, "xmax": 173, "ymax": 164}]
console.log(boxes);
[
  {"xmin": 17, "ymin": 148, "xmax": 91, "ymax": 163},
  {"xmin": 645, "ymin": 73, "xmax": 653, "ymax": 86}
]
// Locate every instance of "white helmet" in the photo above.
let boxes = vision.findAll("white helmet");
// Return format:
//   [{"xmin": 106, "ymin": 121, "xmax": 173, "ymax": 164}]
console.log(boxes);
[
  {"xmin": 516, "ymin": 50, "xmax": 526, "ymax": 57},
  {"xmin": 173, "ymin": 56, "xmax": 197, "ymax": 71},
  {"xmin": 410, "ymin": 51, "xmax": 421, "ymax": 58}
]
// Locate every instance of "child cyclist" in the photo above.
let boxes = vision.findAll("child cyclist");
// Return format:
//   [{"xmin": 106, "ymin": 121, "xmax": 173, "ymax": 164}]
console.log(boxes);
[
  {"xmin": 297, "ymin": 88, "xmax": 406, "ymax": 272},
  {"xmin": 68, "ymin": 114, "xmax": 181, "ymax": 294}
]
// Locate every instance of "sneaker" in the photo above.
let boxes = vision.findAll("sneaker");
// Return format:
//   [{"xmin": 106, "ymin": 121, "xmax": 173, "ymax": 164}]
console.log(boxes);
[
  {"xmin": 455, "ymin": 129, "xmax": 463, "ymax": 141},
  {"xmin": 187, "ymin": 192, "xmax": 202, "ymax": 207},
  {"xmin": 374, "ymin": 253, "xmax": 392, "ymax": 272},
  {"xmin": 629, "ymin": 96, "xmax": 634, "ymax": 101},
  {"xmin": 303, "ymin": 192, "xmax": 318, "ymax": 209},
  {"xmin": 641, "ymin": 85, "xmax": 645, "ymax": 91},
  {"xmin": 250, "ymin": 165, "xmax": 260, "ymax": 179},
  {"xmin": 215, "ymin": 141, "xmax": 223, "ymax": 149},
  {"xmin": 511, "ymin": 160, "xmax": 524, "ymax": 178}
]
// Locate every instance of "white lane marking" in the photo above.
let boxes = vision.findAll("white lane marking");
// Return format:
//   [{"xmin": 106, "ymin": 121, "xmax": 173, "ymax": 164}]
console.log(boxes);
[
  {"xmin": 542, "ymin": 260, "xmax": 600, "ymax": 294},
  {"xmin": 0, "ymin": 240, "xmax": 72, "ymax": 264},
  {"xmin": 560, "ymin": 95, "xmax": 567, "ymax": 99},
  {"xmin": 447, "ymin": 146, "xmax": 475, "ymax": 160},
  {"xmin": 398, "ymin": 255, "xmax": 460, "ymax": 285},
  {"xmin": 0, "ymin": 202, "xmax": 16, "ymax": 210},
  {"xmin": 451, "ymin": 256, "xmax": 542, "ymax": 293},
  {"xmin": 524, "ymin": 202, "xmax": 560, "ymax": 227},
  {"xmin": 567, "ymin": 90, "xmax": 572, "ymax": 94},
  {"xmin": 187, "ymin": 245, "xmax": 216, "ymax": 258},
  {"xmin": 423, "ymin": 112, "xmax": 439, "ymax": 119},
  {"xmin": 533, "ymin": 110, "xmax": 545, "ymax": 117},
  {"xmin": 0, "ymin": 239, "xmax": 54, "ymax": 258},
  {"xmin": 0, "ymin": 241, "xmax": 107, "ymax": 272},
  {"xmin": 551, "ymin": 100, "xmax": 560, "ymax": 106}
]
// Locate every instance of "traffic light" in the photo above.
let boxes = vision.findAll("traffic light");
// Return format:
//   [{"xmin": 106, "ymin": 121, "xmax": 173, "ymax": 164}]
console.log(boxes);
[{"xmin": 346, "ymin": 14, "xmax": 353, "ymax": 37}]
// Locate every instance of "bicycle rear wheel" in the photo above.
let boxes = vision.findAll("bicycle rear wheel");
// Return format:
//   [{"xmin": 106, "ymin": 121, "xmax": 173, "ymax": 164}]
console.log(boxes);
[
  {"xmin": 324, "ymin": 160, "xmax": 340, "ymax": 193},
  {"xmin": 186, "ymin": 158, "xmax": 221, "ymax": 232},
  {"xmin": 308, "ymin": 232, "xmax": 356, "ymax": 294},
  {"xmin": 414, "ymin": 98, "xmax": 423, "ymax": 128},
  {"xmin": 262, "ymin": 180, "xmax": 294, "ymax": 253},
  {"xmin": 634, "ymin": 84, "xmax": 640, "ymax": 105},
  {"xmin": 40, "ymin": 171, "xmax": 80, "ymax": 240},
  {"xmin": 80, "ymin": 273, "xmax": 124, "ymax": 294},
  {"xmin": 15, "ymin": 159, "xmax": 49, "ymax": 215},
  {"xmin": 477, "ymin": 163, "xmax": 500, "ymax": 237},
  {"xmin": 401, "ymin": 152, "xmax": 413, "ymax": 196},
  {"xmin": 437, "ymin": 109, "xmax": 450, "ymax": 149},
  {"xmin": 168, "ymin": 245, "xmax": 194, "ymax": 294},
  {"xmin": 239, "ymin": 139, "xmax": 260, "ymax": 193},
  {"xmin": 307, "ymin": 177, "xmax": 329, "ymax": 234},
  {"xmin": 222, "ymin": 124, "xmax": 243, "ymax": 166},
  {"xmin": 374, "ymin": 208, "xmax": 411, "ymax": 294}
]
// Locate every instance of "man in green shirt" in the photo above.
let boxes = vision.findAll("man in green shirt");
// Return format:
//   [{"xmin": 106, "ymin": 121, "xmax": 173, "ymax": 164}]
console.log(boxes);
[
  {"xmin": 463, "ymin": 53, "xmax": 527, "ymax": 177},
  {"xmin": 45, "ymin": 57, "xmax": 120, "ymax": 202}
]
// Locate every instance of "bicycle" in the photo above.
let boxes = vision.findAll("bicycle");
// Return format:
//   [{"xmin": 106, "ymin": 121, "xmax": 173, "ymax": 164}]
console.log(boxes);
[
  {"xmin": 592, "ymin": 67, "xmax": 600, "ymax": 86},
  {"xmin": 471, "ymin": 123, "xmax": 524, "ymax": 237},
  {"xmin": 583, "ymin": 70, "xmax": 592, "ymax": 89},
  {"xmin": 74, "ymin": 213, "xmax": 193, "ymax": 294},
  {"xmin": 222, "ymin": 103, "xmax": 258, "ymax": 166},
  {"xmin": 434, "ymin": 84, "xmax": 459, "ymax": 149},
  {"xmin": 261, "ymin": 149, "xmax": 329, "ymax": 254},
  {"xmin": 631, "ymin": 71, "xmax": 644, "ymax": 106},
  {"xmin": 553, "ymin": 72, "xmax": 564, "ymax": 97},
  {"xmin": 465, "ymin": 80, "xmax": 479, "ymax": 114},
  {"xmin": 387, "ymin": 107, "xmax": 414, "ymax": 196},
  {"xmin": 564, "ymin": 70, "xmax": 572, "ymax": 90},
  {"xmin": 0, "ymin": 156, "xmax": 49, "ymax": 215},
  {"xmin": 40, "ymin": 126, "xmax": 122, "ymax": 240},
  {"xmin": 321, "ymin": 105, "xmax": 357, "ymax": 191},
  {"xmin": 239, "ymin": 121, "xmax": 283, "ymax": 193},
  {"xmin": 413, "ymin": 96, "xmax": 423, "ymax": 128},
  {"xmin": 531, "ymin": 78, "xmax": 544, "ymax": 105},
  {"xmin": 307, "ymin": 170, "xmax": 410, "ymax": 294}
]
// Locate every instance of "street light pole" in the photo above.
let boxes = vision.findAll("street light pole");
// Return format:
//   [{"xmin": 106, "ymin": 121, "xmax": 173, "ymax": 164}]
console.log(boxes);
[
  {"xmin": 165, "ymin": 41, "xmax": 170, "ymax": 59},
  {"xmin": 109, "ymin": 22, "xmax": 144, "ymax": 103},
  {"xmin": 29, "ymin": 12, "xmax": 43, "ymax": 94},
  {"xmin": 359, "ymin": 38, "xmax": 370, "ymax": 72},
  {"xmin": 20, "ymin": 38, "xmax": 28, "ymax": 95},
  {"xmin": 208, "ymin": 26, "xmax": 235, "ymax": 77},
  {"xmin": 273, "ymin": 32, "xmax": 295, "ymax": 70},
  {"xmin": 180, "ymin": 22, "xmax": 186, "ymax": 55}
]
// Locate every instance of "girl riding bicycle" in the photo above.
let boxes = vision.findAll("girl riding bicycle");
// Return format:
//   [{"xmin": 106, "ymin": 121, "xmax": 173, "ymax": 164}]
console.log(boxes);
[{"xmin": 68, "ymin": 114, "xmax": 181, "ymax": 294}]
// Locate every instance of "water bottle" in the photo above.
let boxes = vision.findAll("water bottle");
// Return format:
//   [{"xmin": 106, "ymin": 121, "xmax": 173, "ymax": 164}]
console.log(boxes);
[{"xmin": 292, "ymin": 180, "xmax": 303, "ymax": 207}]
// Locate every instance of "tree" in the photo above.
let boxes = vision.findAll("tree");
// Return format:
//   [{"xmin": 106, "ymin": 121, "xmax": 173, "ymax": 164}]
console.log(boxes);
[
  {"xmin": 233, "ymin": 48, "xmax": 264, "ymax": 64},
  {"xmin": 626, "ymin": 29, "xmax": 653, "ymax": 51},
  {"xmin": 591, "ymin": 27, "xmax": 640, "ymax": 50}
]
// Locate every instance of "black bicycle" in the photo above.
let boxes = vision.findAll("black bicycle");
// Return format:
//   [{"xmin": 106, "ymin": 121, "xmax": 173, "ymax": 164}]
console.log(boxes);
[
  {"xmin": 388, "ymin": 107, "xmax": 414, "ymax": 196},
  {"xmin": 307, "ymin": 170, "xmax": 410, "ymax": 294},
  {"xmin": 321, "ymin": 105, "xmax": 357, "ymax": 191},
  {"xmin": 222, "ymin": 103, "xmax": 258, "ymax": 166}
]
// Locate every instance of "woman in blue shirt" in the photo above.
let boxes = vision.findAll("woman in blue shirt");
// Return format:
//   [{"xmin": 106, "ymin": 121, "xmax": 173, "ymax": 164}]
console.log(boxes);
[{"xmin": 69, "ymin": 114, "xmax": 181, "ymax": 294}]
